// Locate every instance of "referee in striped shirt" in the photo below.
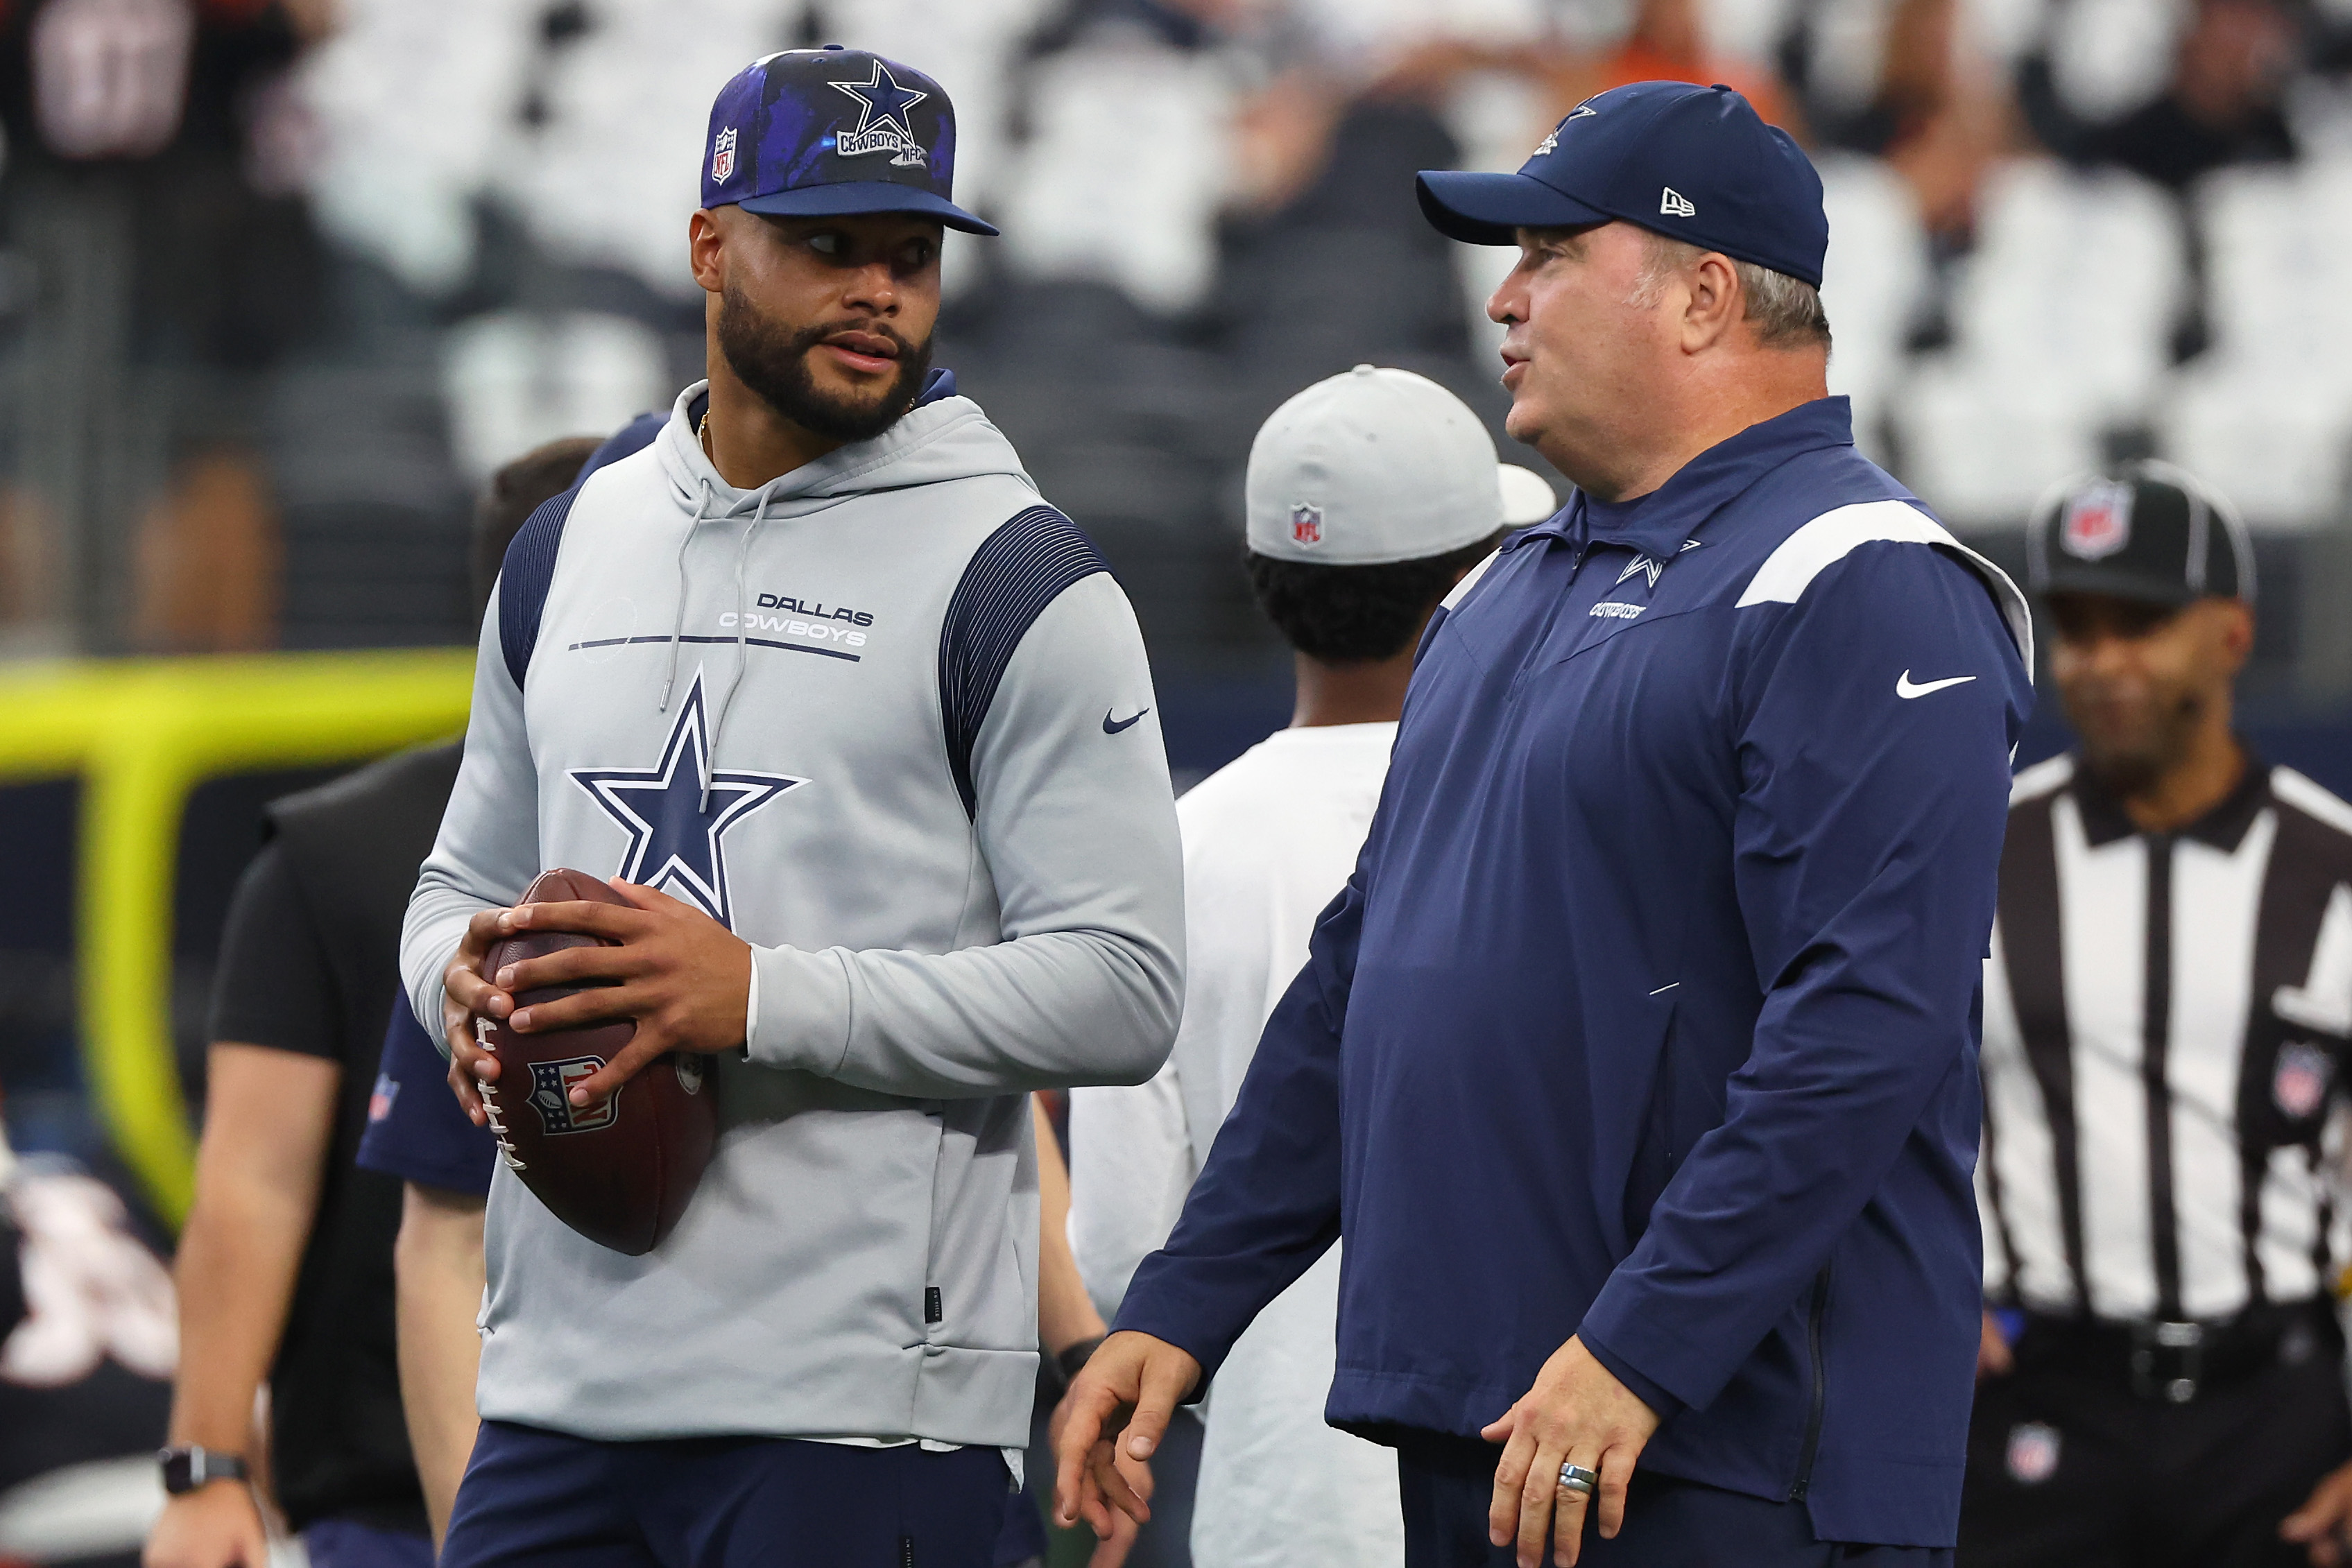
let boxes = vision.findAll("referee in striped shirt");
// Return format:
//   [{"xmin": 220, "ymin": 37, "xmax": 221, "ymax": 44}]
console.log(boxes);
[{"xmin": 1965, "ymin": 461, "xmax": 2352, "ymax": 1567}]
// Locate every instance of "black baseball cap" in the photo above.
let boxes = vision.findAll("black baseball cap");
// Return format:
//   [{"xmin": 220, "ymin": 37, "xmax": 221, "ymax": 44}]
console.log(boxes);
[
  {"xmin": 2027, "ymin": 460, "xmax": 2255, "ymax": 607},
  {"xmin": 701, "ymin": 46, "xmax": 997, "ymax": 236},
  {"xmin": 1414, "ymin": 80, "xmax": 1827, "ymax": 286}
]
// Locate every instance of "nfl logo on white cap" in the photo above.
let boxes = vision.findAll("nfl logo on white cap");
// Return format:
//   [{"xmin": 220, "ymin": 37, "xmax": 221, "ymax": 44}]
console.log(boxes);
[{"xmin": 1289, "ymin": 503, "xmax": 1323, "ymax": 548}]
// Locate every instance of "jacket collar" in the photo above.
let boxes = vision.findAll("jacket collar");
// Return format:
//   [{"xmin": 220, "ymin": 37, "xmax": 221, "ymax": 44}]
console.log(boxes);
[
  {"xmin": 1507, "ymin": 396, "xmax": 1857, "ymax": 564},
  {"xmin": 2070, "ymin": 743, "xmax": 2271, "ymax": 852}
]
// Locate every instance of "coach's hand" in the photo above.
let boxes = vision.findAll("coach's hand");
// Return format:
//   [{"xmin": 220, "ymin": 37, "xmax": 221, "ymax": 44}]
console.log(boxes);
[
  {"xmin": 2283, "ymin": 1456, "xmax": 2352, "ymax": 1565},
  {"xmin": 1052, "ymin": 1331, "xmax": 1201, "ymax": 1544},
  {"xmin": 1484, "ymin": 1335, "xmax": 1660, "ymax": 1568},
  {"xmin": 445, "ymin": 880, "xmax": 751, "ymax": 1110}
]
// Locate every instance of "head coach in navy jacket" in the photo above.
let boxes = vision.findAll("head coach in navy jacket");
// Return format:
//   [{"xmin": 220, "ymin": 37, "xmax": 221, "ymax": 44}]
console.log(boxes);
[{"xmin": 1055, "ymin": 81, "xmax": 2036, "ymax": 1568}]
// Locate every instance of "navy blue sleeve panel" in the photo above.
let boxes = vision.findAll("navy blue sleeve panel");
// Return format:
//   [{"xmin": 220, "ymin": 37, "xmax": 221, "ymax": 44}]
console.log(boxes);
[
  {"xmin": 497, "ymin": 411, "xmax": 667, "ymax": 689},
  {"xmin": 1112, "ymin": 879, "xmax": 1358, "ymax": 1382},
  {"xmin": 1577, "ymin": 542, "xmax": 2029, "ymax": 1416},
  {"xmin": 937, "ymin": 506, "xmax": 1109, "ymax": 818},
  {"xmin": 355, "ymin": 994, "xmax": 497, "ymax": 1196}
]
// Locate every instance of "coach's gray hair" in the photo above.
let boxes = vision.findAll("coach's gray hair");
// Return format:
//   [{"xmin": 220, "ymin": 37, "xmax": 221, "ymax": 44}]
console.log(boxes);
[{"xmin": 1629, "ymin": 232, "xmax": 1831, "ymax": 350}]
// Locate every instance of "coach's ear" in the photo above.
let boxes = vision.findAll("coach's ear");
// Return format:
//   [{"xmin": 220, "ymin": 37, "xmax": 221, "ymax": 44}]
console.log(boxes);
[{"xmin": 688, "ymin": 208, "xmax": 728, "ymax": 296}]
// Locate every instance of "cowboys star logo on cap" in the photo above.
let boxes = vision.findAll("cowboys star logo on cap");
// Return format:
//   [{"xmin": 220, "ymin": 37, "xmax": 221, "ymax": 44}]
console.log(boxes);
[
  {"xmin": 710, "ymin": 126, "xmax": 738, "ymax": 184},
  {"xmin": 832, "ymin": 58, "xmax": 930, "ymax": 166},
  {"xmin": 1289, "ymin": 502, "xmax": 1323, "ymax": 547}
]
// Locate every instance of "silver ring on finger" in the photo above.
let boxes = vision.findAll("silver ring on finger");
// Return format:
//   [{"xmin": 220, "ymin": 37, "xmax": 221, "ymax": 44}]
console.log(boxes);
[{"xmin": 1557, "ymin": 1463, "xmax": 1599, "ymax": 1497}]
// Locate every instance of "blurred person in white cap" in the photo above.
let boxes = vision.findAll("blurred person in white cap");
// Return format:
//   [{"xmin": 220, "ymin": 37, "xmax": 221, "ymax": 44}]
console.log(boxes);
[{"xmin": 1063, "ymin": 365, "xmax": 1554, "ymax": 1568}]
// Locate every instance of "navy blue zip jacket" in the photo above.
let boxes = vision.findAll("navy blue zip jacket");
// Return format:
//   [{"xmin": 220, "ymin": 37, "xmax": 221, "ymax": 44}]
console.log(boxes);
[{"xmin": 1113, "ymin": 398, "xmax": 2033, "ymax": 1548}]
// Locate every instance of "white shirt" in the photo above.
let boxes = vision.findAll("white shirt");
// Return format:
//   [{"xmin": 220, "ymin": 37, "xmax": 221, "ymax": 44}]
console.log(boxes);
[{"xmin": 1070, "ymin": 721, "xmax": 1405, "ymax": 1568}]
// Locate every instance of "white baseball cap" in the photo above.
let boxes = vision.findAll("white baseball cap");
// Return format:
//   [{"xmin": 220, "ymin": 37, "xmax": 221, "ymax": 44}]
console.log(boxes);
[{"xmin": 1246, "ymin": 364, "xmax": 1559, "ymax": 565}]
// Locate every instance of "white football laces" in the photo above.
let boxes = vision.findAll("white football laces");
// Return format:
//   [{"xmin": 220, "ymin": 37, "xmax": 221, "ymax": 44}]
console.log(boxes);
[{"xmin": 475, "ymin": 1022, "xmax": 527, "ymax": 1171}]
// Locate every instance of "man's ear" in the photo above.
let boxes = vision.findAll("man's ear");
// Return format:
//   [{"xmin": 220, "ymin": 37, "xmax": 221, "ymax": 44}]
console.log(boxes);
[
  {"xmin": 2216, "ymin": 598, "xmax": 2256, "ymax": 672},
  {"xmin": 688, "ymin": 209, "xmax": 726, "ymax": 295},
  {"xmin": 1680, "ymin": 251, "xmax": 1742, "ymax": 353}
]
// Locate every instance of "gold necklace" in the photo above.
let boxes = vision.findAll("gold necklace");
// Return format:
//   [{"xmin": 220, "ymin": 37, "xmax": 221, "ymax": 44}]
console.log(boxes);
[{"xmin": 698, "ymin": 411, "xmax": 713, "ymax": 461}]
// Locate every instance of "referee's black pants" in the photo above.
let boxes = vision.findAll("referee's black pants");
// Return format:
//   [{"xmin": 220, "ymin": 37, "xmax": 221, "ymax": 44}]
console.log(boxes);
[{"xmin": 1959, "ymin": 1311, "xmax": 2352, "ymax": 1567}]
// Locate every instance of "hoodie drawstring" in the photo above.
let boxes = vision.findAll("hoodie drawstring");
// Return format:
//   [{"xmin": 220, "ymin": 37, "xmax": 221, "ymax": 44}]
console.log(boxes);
[
  {"xmin": 703, "ymin": 485, "xmax": 776, "ymax": 812},
  {"xmin": 661, "ymin": 476, "xmax": 718, "ymax": 715}
]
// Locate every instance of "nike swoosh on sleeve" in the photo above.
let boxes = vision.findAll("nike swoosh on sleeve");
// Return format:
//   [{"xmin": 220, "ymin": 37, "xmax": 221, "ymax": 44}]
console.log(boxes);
[
  {"xmin": 1895, "ymin": 671, "xmax": 1977, "ymax": 699},
  {"xmin": 1103, "ymin": 708, "xmax": 1149, "ymax": 734}
]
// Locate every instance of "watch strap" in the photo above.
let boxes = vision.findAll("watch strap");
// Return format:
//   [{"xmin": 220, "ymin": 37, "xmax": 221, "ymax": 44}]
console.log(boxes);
[{"xmin": 159, "ymin": 1446, "xmax": 248, "ymax": 1494}]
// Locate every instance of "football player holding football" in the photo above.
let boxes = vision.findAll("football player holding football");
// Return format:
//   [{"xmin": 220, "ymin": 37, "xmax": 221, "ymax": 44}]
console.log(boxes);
[{"xmin": 401, "ymin": 46, "xmax": 1183, "ymax": 1568}]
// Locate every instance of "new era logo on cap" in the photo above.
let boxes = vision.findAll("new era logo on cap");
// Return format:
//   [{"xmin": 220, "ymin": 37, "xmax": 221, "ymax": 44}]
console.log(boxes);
[{"xmin": 1660, "ymin": 187, "xmax": 1697, "ymax": 218}]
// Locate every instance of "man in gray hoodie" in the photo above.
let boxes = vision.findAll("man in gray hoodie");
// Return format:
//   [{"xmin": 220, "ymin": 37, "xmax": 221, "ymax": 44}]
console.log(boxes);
[{"xmin": 401, "ymin": 46, "xmax": 1185, "ymax": 1568}]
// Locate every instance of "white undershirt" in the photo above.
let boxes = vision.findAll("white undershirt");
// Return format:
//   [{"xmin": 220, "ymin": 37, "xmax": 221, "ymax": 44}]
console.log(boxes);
[{"xmin": 1070, "ymin": 722, "xmax": 1405, "ymax": 1568}]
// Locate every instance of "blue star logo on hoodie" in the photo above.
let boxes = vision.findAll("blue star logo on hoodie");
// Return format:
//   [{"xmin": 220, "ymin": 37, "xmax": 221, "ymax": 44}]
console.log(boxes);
[{"xmin": 569, "ymin": 672, "xmax": 804, "ymax": 928}]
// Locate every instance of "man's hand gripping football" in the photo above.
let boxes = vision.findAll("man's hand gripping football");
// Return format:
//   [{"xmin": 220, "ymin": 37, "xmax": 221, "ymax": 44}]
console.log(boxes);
[{"xmin": 440, "ymin": 879, "xmax": 752, "ymax": 1119}]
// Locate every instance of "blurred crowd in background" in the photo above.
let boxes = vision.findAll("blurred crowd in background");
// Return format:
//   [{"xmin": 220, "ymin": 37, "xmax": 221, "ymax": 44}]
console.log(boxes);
[{"xmin": 0, "ymin": 0, "xmax": 2349, "ymax": 683}]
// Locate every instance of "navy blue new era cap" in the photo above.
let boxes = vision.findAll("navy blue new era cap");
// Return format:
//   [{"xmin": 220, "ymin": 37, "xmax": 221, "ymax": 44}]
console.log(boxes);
[
  {"xmin": 701, "ymin": 46, "xmax": 997, "ymax": 236},
  {"xmin": 1416, "ymin": 80, "xmax": 1826, "ymax": 287}
]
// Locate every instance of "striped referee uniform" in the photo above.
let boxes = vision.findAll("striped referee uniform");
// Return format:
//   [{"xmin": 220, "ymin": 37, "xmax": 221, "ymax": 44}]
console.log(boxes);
[
  {"xmin": 1966, "ymin": 748, "xmax": 2352, "ymax": 1565},
  {"xmin": 1982, "ymin": 751, "xmax": 2352, "ymax": 1320}
]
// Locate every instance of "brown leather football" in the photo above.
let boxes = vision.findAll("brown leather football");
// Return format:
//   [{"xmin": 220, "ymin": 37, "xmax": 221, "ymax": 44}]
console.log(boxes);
[{"xmin": 474, "ymin": 868, "xmax": 717, "ymax": 1255}]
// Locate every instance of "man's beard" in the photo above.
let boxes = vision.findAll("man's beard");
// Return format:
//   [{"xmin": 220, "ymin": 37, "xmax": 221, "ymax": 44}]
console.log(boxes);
[{"xmin": 716, "ymin": 283, "xmax": 933, "ymax": 445}]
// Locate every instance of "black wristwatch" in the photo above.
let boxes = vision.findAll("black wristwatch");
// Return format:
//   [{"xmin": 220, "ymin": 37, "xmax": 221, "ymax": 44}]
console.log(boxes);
[{"xmin": 159, "ymin": 1446, "xmax": 248, "ymax": 1494}]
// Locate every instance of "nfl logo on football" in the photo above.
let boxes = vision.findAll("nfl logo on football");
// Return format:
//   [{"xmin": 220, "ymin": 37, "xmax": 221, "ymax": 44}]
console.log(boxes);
[
  {"xmin": 1289, "ymin": 502, "xmax": 1323, "ymax": 548},
  {"xmin": 529, "ymin": 1056, "xmax": 619, "ymax": 1135},
  {"xmin": 710, "ymin": 126, "xmax": 738, "ymax": 184},
  {"xmin": 2060, "ymin": 480, "xmax": 2132, "ymax": 561}
]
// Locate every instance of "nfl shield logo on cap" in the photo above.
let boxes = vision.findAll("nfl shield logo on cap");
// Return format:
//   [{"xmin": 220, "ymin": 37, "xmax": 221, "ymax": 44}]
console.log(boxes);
[
  {"xmin": 2061, "ymin": 481, "xmax": 2134, "ymax": 561},
  {"xmin": 710, "ymin": 126, "xmax": 737, "ymax": 184},
  {"xmin": 1290, "ymin": 503, "xmax": 1323, "ymax": 547}
]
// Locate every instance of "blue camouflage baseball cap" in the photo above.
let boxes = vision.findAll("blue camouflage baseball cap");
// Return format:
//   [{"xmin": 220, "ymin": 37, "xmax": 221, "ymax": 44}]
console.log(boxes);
[
  {"xmin": 701, "ymin": 45, "xmax": 998, "ymax": 236},
  {"xmin": 1415, "ymin": 80, "xmax": 1826, "ymax": 287}
]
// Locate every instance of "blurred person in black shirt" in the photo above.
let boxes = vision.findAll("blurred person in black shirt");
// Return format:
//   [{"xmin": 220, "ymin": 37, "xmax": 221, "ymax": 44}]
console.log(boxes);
[
  {"xmin": 2100, "ymin": 0, "xmax": 2300, "ymax": 190},
  {"xmin": 141, "ymin": 433, "xmax": 608, "ymax": 1568}
]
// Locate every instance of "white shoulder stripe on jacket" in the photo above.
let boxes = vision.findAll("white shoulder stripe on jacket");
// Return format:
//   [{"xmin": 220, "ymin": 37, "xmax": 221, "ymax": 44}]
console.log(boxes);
[{"xmin": 1733, "ymin": 497, "xmax": 2034, "ymax": 673}]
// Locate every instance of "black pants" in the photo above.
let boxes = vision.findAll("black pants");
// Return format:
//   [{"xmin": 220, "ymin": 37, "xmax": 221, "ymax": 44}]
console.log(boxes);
[
  {"xmin": 1396, "ymin": 1434, "xmax": 1954, "ymax": 1568},
  {"xmin": 1959, "ymin": 1341, "xmax": 2352, "ymax": 1567}
]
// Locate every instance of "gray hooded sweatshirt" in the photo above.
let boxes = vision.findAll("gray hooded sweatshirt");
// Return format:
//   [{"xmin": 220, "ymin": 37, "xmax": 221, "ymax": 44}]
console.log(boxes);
[{"xmin": 400, "ymin": 379, "xmax": 1184, "ymax": 1450}]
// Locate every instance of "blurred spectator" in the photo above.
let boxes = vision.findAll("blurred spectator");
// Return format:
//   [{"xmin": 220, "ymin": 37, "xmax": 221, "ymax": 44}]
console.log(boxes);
[
  {"xmin": 2099, "ymin": 0, "xmax": 2301, "ymax": 189},
  {"xmin": 0, "ymin": 0, "xmax": 331, "ymax": 653},
  {"xmin": 1569, "ymin": 0, "xmax": 1796, "ymax": 129}
]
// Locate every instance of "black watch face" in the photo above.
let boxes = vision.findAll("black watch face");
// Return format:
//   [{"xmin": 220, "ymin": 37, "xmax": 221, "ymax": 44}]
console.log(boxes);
[{"xmin": 160, "ymin": 1449, "xmax": 195, "ymax": 1493}]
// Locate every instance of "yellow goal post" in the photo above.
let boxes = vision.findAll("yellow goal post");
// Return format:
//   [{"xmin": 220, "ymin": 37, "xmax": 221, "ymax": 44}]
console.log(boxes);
[{"xmin": 0, "ymin": 650, "xmax": 474, "ymax": 1224}]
